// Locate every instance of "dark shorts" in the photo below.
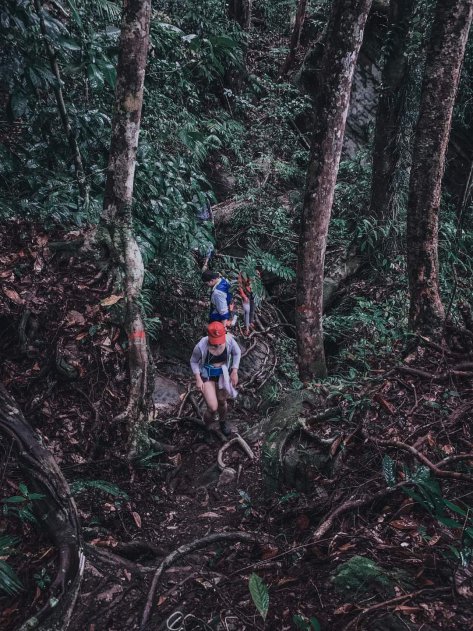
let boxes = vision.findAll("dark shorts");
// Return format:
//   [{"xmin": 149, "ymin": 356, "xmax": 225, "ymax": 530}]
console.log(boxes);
[{"xmin": 202, "ymin": 376, "xmax": 219, "ymax": 383}]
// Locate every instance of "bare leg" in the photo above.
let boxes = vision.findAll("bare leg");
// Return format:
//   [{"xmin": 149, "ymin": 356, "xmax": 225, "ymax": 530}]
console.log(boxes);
[
  {"xmin": 202, "ymin": 381, "xmax": 218, "ymax": 424},
  {"xmin": 216, "ymin": 387, "xmax": 228, "ymax": 420}
]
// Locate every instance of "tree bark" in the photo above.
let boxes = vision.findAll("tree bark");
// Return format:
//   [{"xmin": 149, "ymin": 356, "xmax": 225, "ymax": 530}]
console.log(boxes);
[
  {"xmin": 369, "ymin": 0, "xmax": 415, "ymax": 224},
  {"xmin": 406, "ymin": 0, "xmax": 473, "ymax": 334},
  {"xmin": 295, "ymin": 0, "xmax": 372, "ymax": 382},
  {"xmin": 279, "ymin": 0, "xmax": 308, "ymax": 77},
  {"xmin": 33, "ymin": 0, "xmax": 89, "ymax": 210},
  {"xmin": 228, "ymin": 0, "xmax": 252, "ymax": 29},
  {"xmin": 102, "ymin": 0, "xmax": 151, "ymax": 457},
  {"xmin": 0, "ymin": 385, "xmax": 84, "ymax": 631}
]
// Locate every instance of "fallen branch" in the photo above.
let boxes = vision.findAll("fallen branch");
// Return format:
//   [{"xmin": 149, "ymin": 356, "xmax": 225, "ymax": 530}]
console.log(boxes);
[
  {"xmin": 398, "ymin": 365, "xmax": 473, "ymax": 382},
  {"xmin": 217, "ymin": 435, "xmax": 255, "ymax": 471},
  {"xmin": 140, "ymin": 531, "xmax": 260, "ymax": 629}
]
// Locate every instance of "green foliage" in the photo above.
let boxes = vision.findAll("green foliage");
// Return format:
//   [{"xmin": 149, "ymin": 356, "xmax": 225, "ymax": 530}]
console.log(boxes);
[
  {"xmin": 248, "ymin": 572, "xmax": 269, "ymax": 621},
  {"xmin": 382, "ymin": 455, "xmax": 396, "ymax": 488},
  {"xmin": 69, "ymin": 479, "xmax": 129, "ymax": 499},
  {"xmin": 293, "ymin": 615, "xmax": 321, "ymax": 631},
  {"xmin": 1, "ymin": 483, "xmax": 45, "ymax": 524},
  {"xmin": 0, "ymin": 535, "xmax": 23, "ymax": 596},
  {"xmin": 332, "ymin": 555, "xmax": 392, "ymax": 595}
]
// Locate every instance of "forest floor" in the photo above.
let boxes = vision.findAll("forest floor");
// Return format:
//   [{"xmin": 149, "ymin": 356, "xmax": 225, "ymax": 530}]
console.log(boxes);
[{"xmin": 2, "ymin": 225, "xmax": 473, "ymax": 631}]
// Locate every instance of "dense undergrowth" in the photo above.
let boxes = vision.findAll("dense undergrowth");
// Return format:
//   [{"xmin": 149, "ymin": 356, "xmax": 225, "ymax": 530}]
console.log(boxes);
[{"xmin": 1, "ymin": 0, "xmax": 473, "ymax": 629}]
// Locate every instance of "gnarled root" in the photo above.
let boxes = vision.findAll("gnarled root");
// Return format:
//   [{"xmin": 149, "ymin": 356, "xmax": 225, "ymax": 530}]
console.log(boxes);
[{"xmin": 0, "ymin": 385, "xmax": 84, "ymax": 631}]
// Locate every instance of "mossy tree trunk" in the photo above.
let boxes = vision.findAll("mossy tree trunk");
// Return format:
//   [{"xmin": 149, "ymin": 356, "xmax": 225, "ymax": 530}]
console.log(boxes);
[
  {"xmin": 102, "ymin": 0, "xmax": 151, "ymax": 457},
  {"xmin": 369, "ymin": 0, "xmax": 415, "ymax": 224},
  {"xmin": 406, "ymin": 0, "xmax": 473, "ymax": 335},
  {"xmin": 295, "ymin": 0, "xmax": 372, "ymax": 382}
]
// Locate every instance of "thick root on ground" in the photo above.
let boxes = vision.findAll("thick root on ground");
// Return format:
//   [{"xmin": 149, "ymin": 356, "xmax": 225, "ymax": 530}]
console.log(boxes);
[{"xmin": 0, "ymin": 385, "xmax": 84, "ymax": 631}]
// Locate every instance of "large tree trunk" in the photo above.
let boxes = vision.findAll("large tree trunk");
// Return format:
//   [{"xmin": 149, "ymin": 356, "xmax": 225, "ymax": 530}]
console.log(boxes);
[
  {"xmin": 369, "ymin": 0, "xmax": 415, "ymax": 224},
  {"xmin": 228, "ymin": 0, "xmax": 252, "ymax": 29},
  {"xmin": 0, "ymin": 386, "xmax": 83, "ymax": 631},
  {"xmin": 295, "ymin": 0, "xmax": 372, "ymax": 382},
  {"xmin": 102, "ymin": 0, "xmax": 151, "ymax": 457},
  {"xmin": 406, "ymin": 0, "xmax": 473, "ymax": 335},
  {"xmin": 279, "ymin": 0, "xmax": 308, "ymax": 77},
  {"xmin": 34, "ymin": 0, "xmax": 89, "ymax": 209}
]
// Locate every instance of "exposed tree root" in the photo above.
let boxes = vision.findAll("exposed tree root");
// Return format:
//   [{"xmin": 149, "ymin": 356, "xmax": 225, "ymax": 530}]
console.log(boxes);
[
  {"xmin": 312, "ymin": 481, "xmax": 408, "ymax": 542},
  {"xmin": 217, "ymin": 435, "xmax": 255, "ymax": 471},
  {"xmin": 140, "ymin": 531, "xmax": 261, "ymax": 630},
  {"xmin": 0, "ymin": 385, "xmax": 84, "ymax": 631}
]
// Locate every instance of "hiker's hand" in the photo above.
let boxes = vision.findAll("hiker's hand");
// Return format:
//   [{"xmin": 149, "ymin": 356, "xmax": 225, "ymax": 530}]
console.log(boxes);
[
  {"xmin": 231, "ymin": 369, "xmax": 238, "ymax": 387},
  {"xmin": 195, "ymin": 376, "xmax": 204, "ymax": 392}
]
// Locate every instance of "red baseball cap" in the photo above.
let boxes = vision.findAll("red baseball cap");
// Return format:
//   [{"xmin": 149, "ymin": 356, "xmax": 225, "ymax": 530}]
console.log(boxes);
[{"xmin": 207, "ymin": 321, "xmax": 226, "ymax": 345}]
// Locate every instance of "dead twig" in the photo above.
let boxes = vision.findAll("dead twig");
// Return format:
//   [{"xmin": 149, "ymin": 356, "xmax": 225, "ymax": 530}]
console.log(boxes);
[{"xmin": 140, "ymin": 531, "xmax": 261, "ymax": 630}]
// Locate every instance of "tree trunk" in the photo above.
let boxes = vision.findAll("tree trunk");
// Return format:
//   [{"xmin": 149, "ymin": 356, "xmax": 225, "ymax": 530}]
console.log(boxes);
[
  {"xmin": 0, "ymin": 385, "xmax": 84, "ymax": 631},
  {"xmin": 295, "ymin": 0, "xmax": 372, "ymax": 382},
  {"xmin": 33, "ymin": 0, "xmax": 89, "ymax": 209},
  {"xmin": 279, "ymin": 0, "xmax": 308, "ymax": 77},
  {"xmin": 102, "ymin": 0, "xmax": 151, "ymax": 457},
  {"xmin": 228, "ymin": 0, "xmax": 252, "ymax": 29},
  {"xmin": 406, "ymin": 0, "xmax": 473, "ymax": 335},
  {"xmin": 369, "ymin": 0, "xmax": 415, "ymax": 224}
]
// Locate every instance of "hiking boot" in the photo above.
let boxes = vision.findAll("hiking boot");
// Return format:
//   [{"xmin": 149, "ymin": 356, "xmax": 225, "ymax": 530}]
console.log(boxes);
[{"xmin": 219, "ymin": 420, "xmax": 232, "ymax": 437}]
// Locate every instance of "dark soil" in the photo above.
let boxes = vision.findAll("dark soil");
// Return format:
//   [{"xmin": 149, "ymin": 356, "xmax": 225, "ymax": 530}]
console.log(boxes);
[{"xmin": 1, "ymin": 221, "xmax": 473, "ymax": 630}]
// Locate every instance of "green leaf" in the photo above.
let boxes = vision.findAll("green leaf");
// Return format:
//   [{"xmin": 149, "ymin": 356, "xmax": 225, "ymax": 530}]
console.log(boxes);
[
  {"xmin": 248, "ymin": 573, "xmax": 269, "ymax": 621},
  {"xmin": 382, "ymin": 455, "xmax": 396, "ymax": 487},
  {"xmin": 0, "ymin": 560, "xmax": 23, "ymax": 596},
  {"xmin": 69, "ymin": 479, "xmax": 129, "ymax": 499},
  {"xmin": 2, "ymin": 496, "xmax": 26, "ymax": 504}
]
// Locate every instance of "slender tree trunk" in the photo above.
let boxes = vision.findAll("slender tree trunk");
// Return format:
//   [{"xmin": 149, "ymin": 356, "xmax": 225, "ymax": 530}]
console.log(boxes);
[
  {"xmin": 33, "ymin": 0, "xmax": 89, "ymax": 209},
  {"xmin": 296, "ymin": 0, "xmax": 372, "ymax": 382},
  {"xmin": 228, "ymin": 0, "xmax": 252, "ymax": 29},
  {"xmin": 406, "ymin": 0, "xmax": 473, "ymax": 335},
  {"xmin": 369, "ymin": 0, "xmax": 415, "ymax": 223},
  {"xmin": 279, "ymin": 0, "xmax": 308, "ymax": 77},
  {"xmin": 102, "ymin": 0, "xmax": 151, "ymax": 457}
]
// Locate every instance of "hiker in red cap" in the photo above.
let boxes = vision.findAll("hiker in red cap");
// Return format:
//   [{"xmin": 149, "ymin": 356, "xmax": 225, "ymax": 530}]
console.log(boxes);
[{"xmin": 190, "ymin": 321, "xmax": 241, "ymax": 436}]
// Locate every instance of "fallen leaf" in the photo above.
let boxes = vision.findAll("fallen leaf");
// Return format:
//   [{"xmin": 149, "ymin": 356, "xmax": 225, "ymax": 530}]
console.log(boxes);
[
  {"xmin": 389, "ymin": 519, "xmax": 418, "ymax": 530},
  {"xmin": 261, "ymin": 544, "xmax": 279, "ymax": 560},
  {"xmin": 124, "ymin": 569, "xmax": 131, "ymax": 582},
  {"xmin": 276, "ymin": 577, "xmax": 297, "ymax": 586},
  {"xmin": 330, "ymin": 435, "xmax": 343, "ymax": 456},
  {"xmin": 334, "ymin": 603, "xmax": 356, "ymax": 615},
  {"xmin": 168, "ymin": 453, "xmax": 182, "ymax": 466},
  {"xmin": 374, "ymin": 393, "xmax": 396, "ymax": 415},
  {"xmin": 65, "ymin": 310, "xmax": 85, "ymax": 326},
  {"xmin": 3, "ymin": 288, "xmax": 24, "ymax": 304},
  {"xmin": 100, "ymin": 294, "xmax": 124, "ymax": 307},
  {"xmin": 76, "ymin": 332, "xmax": 88, "ymax": 341},
  {"xmin": 132, "ymin": 511, "xmax": 142, "ymax": 528},
  {"xmin": 296, "ymin": 514, "xmax": 310, "ymax": 531},
  {"xmin": 157, "ymin": 595, "xmax": 167, "ymax": 607},
  {"xmin": 427, "ymin": 534, "xmax": 441, "ymax": 547}
]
